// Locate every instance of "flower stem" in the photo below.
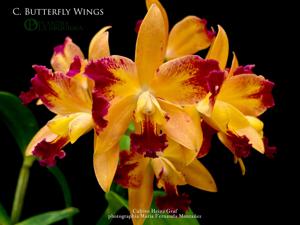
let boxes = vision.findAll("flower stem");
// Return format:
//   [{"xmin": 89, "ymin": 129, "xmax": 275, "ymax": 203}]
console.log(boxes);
[{"xmin": 11, "ymin": 156, "xmax": 34, "ymax": 224}]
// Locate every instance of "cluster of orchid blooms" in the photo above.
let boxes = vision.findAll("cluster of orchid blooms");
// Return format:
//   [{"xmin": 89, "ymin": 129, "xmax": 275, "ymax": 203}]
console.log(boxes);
[{"xmin": 19, "ymin": 1, "xmax": 276, "ymax": 225}]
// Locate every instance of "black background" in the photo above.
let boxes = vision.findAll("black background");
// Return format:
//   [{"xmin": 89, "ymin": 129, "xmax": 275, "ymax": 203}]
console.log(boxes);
[{"xmin": 0, "ymin": 0, "xmax": 297, "ymax": 225}]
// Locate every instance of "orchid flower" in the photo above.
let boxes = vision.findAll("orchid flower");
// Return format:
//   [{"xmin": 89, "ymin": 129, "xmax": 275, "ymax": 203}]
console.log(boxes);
[
  {"xmin": 197, "ymin": 27, "xmax": 275, "ymax": 173},
  {"xmin": 84, "ymin": 4, "xmax": 223, "ymax": 194},
  {"xmin": 20, "ymin": 26, "xmax": 111, "ymax": 167},
  {"xmin": 115, "ymin": 139, "xmax": 217, "ymax": 225},
  {"xmin": 144, "ymin": 0, "xmax": 215, "ymax": 60}
]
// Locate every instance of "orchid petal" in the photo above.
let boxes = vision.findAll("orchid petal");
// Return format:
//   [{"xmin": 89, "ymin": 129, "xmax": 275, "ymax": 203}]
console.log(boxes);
[
  {"xmin": 30, "ymin": 66, "xmax": 92, "ymax": 114},
  {"xmin": 51, "ymin": 37, "xmax": 84, "ymax": 73},
  {"xmin": 228, "ymin": 52, "xmax": 239, "ymax": 77},
  {"xmin": 166, "ymin": 16, "xmax": 214, "ymax": 59},
  {"xmin": 25, "ymin": 125, "xmax": 57, "ymax": 156},
  {"xmin": 93, "ymin": 95, "xmax": 136, "ymax": 154},
  {"xmin": 146, "ymin": 0, "xmax": 169, "ymax": 42},
  {"xmin": 152, "ymin": 157, "xmax": 186, "ymax": 188},
  {"xmin": 207, "ymin": 101, "xmax": 264, "ymax": 152},
  {"xmin": 135, "ymin": 4, "xmax": 167, "ymax": 85},
  {"xmin": 85, "ymin": 56, "xmax": 140, "ymax": 101},
  {"xmin": 129, "ymin": 163, "xmax": 154, "ymax": 225},
  {"xmin": 152, "ymin": 55, "xmax": 222, "ymax": 105},
  {"xmin": 88, "ymin": 26, "xmax": 111, "ymax": 60},
  {"xmin": 159, "ymin": 99, "xmax": 203, "ymax": 152},
  {"xmin": 171, "ymin": 158, "xmax": 217, "ymax": 192},
  {"xmin": 218, "ymin": 74, "xmax": 275, "ymax": 116},
  {"xmin": 163, "ymin": 140, "xmax": 197, "ymax": 166},
  {"xmin": 206, "ymin": 25, "xmax": 229, "ymax": 70},
  {"xmin": 93, "ymin": 143, "xmax": 119, "ymax": 192}
]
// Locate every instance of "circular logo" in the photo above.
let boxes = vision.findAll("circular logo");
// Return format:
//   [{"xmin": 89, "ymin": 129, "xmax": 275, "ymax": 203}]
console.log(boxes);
[{"xmin": 24, "ymin": 18, "xmax": 38, "ymax": 31}]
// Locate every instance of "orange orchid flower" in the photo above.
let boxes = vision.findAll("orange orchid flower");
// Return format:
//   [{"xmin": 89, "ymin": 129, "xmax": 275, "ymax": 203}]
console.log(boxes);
[
  {"xmin": 197, "ymin": 27, "xmax": 275, "ymax": 173},
  {"xmin": 20, "ymin": 26, "xmax": 111, "ymax": 167},
  {"xmin": 84, "ymin": 4, "xmax": 223, "ymax": 193}
]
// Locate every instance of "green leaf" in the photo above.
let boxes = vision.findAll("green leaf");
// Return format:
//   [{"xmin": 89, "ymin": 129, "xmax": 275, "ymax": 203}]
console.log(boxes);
[
  {"xmin": 0, "ymin": 92, "xmax": 39, "ymax": 154},
  {"xmin": 47, "ymin": 167, "xmax": 73, "ymax": 225},
  {"xmin": 15, "ymin": 207, "xmax": 79, "ymax": 225},
  {"xmin": 110, "ymin": 183, "xmax": 127, "ymax": 198},
  {"xmin": 119, "ymin": 135, "xmax": 130, "ymax": 151},
  {"xmin": 96, "ymin": 191, "xmax": 128, "ymax": 225},
  {"xmin": 0, "ymin": 92, "xmax": 76, "ymax": 225},
  {"xmin": 0, "ymin": 201, "xmax": 11, "ymax": 225},
  {"xmin": 105, "ymin": 191, "xmax": 128, "ymax": 209}
]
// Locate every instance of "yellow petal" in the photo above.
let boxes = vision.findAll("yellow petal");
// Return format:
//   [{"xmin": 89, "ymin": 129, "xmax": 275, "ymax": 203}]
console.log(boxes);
[
  {"xmin": 206, "ymin": 25, "xmax": 229, "ymax": 70},
  {"xmin": 88, "ymin": 26, "xmax": 111, "ymax": 60},
  {"xmin": 94, "ymin": 96, "xmax": 136, "ymax": 154},
  {"xmin": 218, "ymin": 74, "xmax": 275, "ymax": 116},
  {"xmin": 171, "ymin": 158, "xmax": 217, "ymax": 192},
  {"xmin": 93, "ymin": 143, "xmax": 119, "ymax": 192},
  {"xmin": 25, "ymin": 125, "xmax": 57, "ymax": 156},
  {"xmin": 129, "ymin": 163, "xmax": 154, "ymax": 225},
  {"xmin": 159, "ymin": 99, "xmax": 202, "ymax": 152},
  {"xmin": 68, "ymin": 113, "xmax": 93, "ymax": 143},
  {"xmin": 51, "ymin": 37, "xmax": 84, "ymax": 73},
  {"xmin": 166, "ymin": 16, "xmax": 214, "ymax": 60},
  {"xmin": 146, "ymin": 0, "xmax": 169, "ymax": 43},
  {"xmin": 228, "ymin": 52, "xmax": 239, "ymax": 77},
  {"xmin": 246, "ymin": 116, "xmax": 264, "ymax": 137},
  {"xmin": 151, "ymin": 157, "xmax": 186, "ymax": 188},
  {"xmin": 47, "ymin": 114, "xmax": 77, "ymax": 136},
  {"xmin": 135, "ymin": 4, "xmax": 167, "ymax": 85},
  {"xmin": 202, "ymin": 101, "xmax": 264, "ymax": 152},
  {"xmin": 47, "ymin": 113, "xmax": 93, "ymax": 144},
  {"xmin": 201, "ymin": 100, "xmax": 247, "ymax": 132},
  {"xmin": 163, "ymin": 139, "xmax": 198, "ymax": 166}
]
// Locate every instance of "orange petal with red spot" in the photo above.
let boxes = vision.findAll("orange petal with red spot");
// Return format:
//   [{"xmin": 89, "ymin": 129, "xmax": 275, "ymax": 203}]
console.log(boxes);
[
  {"xmin": 85, "ymin": 56, "xmax": 140, "ymax": 101},
  {"xmin": 152, "ymin": 55, "xmax": 222, "ymax": 105},
  {"xmin": 25, "ymin": 125, "xmax": 57, "ymax": 156},
  {"xmin": 30, "ymin": 65, "xmax": 92, "ymax": 115},
  {"xmin": 218, "ymin": 74, "xmax": 275, "ymax": 116}
]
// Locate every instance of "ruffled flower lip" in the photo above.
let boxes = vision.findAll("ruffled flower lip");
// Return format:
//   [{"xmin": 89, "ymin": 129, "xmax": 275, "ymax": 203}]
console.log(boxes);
[
  {"xmin": 131, "ymin": 121, "xmax": 168, "ymax": 158},
  {"xmin": 32, "ymin": 137, "xmax": 68, "ymax": 167}
]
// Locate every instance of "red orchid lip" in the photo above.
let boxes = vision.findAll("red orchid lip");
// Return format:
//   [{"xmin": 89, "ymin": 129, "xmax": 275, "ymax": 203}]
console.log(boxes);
[
  {"xmin": 130, "ymin": 120, "xmax": 168, "ymax": 158},
  {"xmin": 32, "ymin": 137, "xmax": 68, "ymax": 167}
]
